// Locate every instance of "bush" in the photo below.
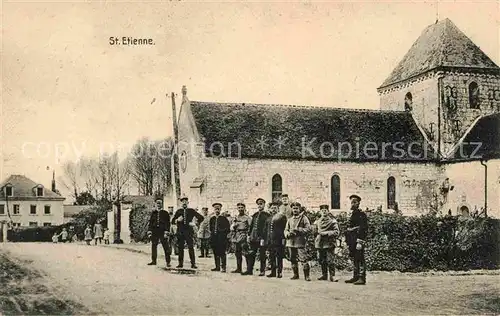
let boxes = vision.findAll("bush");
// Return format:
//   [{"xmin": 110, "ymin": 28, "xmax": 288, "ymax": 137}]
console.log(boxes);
[
  {"xmin": 8, "ymin": 226, "xmax": 59, "ymax": 242},
  {"xmin": 129, "ymin": 205, "xmax": 150, "ymax": 243},
  {"xmin": 302, "ymin": 210, "xmax": 500, "ymax": 272}
]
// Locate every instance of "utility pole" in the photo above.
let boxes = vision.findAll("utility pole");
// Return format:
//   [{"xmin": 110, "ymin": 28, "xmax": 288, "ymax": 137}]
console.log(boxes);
[{"xmin": 170, "ymin": 91, "xmax": 181, "ymax": 208}]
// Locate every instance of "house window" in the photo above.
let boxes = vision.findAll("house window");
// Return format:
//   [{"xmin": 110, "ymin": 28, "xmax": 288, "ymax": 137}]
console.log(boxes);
[
  {"xmin": 36, "ymin": 187, "xmax": 43, "ymax": 197},
  {"xmin": 271, "ymin": 174, "xmax": 283, "ymax": 203},
  {"xmin": 0, "ymin": 205, "xmax": 4, "ymax": 215},
  {"xmin": 44, "ymin": 205, "xmax": 51, "ymax": 214},
  {"xmin": 5, "ymin": 185, "xmax": 13, "ymax": 197},
  {"xmin": 404, "ymin": 92, "xmax": 413, "ymax": 111},
  {"xmin": 29, "ymin": 222, "xmax": 38, "ymax": 227},
  {"xmin": 469, "ymin": 82, "xmax": 480, "ymax": 109},
  {"xmin": 43, "ymin": 222, "xmax": 51, "ymax": 227},
  {"xmin": 13, "ymin": 205, "xmax": 20, "ymax": 215},
  {"xmin": 387, "ymin": 176, "xmax": 396, "ymax": 209},
  {"xmin": 331, "ymin": 175, "xmax": 341, "ymax": 209},
  {"xmin": 30, "ymin": 205, "xmax": 37, "ymax": 215}
]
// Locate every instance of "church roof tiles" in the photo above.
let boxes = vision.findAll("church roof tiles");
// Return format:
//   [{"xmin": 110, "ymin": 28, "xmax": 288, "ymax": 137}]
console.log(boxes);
[
  {"xmin": 379, "ymin": 18, "xmax": 499, "ymax": 89},
  {"xmin": 188, "ymin": 101, "xmax": 437, "ymax": 162}
]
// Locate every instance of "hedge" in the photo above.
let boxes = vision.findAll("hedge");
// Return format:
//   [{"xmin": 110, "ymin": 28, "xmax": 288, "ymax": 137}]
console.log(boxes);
[{"xmin": 129, "ymin": 205, "xmax": 150, "ymax": 243}]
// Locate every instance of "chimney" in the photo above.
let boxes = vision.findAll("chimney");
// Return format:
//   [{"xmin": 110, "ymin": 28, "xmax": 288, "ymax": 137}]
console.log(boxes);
[{"xmin": 51, "ymin": 171, "xmax": 57, "ymax": 193}]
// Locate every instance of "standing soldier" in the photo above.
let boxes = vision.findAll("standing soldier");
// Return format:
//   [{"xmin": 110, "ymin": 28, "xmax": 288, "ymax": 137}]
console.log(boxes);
[
  {"xmin": 284, "ymin": 202, "xmax": 312, "ymax": 281},
  {"xmin": 314, "ymin": 204, "xmax": 340, "ymax": 282},
  {"xmin": 197, "ymin": 207, "xmax": 211, "ymax": 258},
  {"xmin": 171, "ymin": 195, "xmax": 205, "ymax": 269},
  {"xmin": 264, "ymin": 202, "xmax": 287, "ymax": 278},
  {"xmin": 345, "ymin": 194, "xmax": 368, "ymax": 285},
  {"xmin": 242, "ymin": 198, "xmax": 270, "ymax": 276},
  {"xmin": 279, "ymin": 194, "xmax": 293, "ymax": 219},
  {"xmin": 147, "ymin": 199, "xmax": 171, "ymax": 268},
  {"xmin": 209, "ymin": 203, "xmax": 231, "ymax": 272},
  {"xmin": 230, "ymin": 203, "xmax": 251, "ymax": 274}
]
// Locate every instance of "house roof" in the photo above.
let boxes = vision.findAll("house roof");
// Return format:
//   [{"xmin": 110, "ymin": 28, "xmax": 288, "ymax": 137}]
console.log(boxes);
[
  {"xmin": 0, "ymin": 175, "xmax": 65, "ymax": 200},
  {"xmin": 450, "ymin": 113, "xmax": 500, "ymax": 161},
  {"xmin": 63, "ymin": 205, "xmax": 92, "ymax": 217},
  {"xmin": 379, "ymin": 18, "xmax": 499, "ymax": 89},
  {"xmin": 121, "ymin": 195, "xmax": 156, "ymax": 207},
  {"xmin": 188, "ymin": 101, "xmax": 437, "ymax": 162}
]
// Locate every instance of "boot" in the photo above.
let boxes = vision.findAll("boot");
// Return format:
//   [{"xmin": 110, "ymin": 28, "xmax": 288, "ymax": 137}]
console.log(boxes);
[
  {"xmin": 242, "ymin": 256, "xmax": 254, "ymax": 275},
  {"xmin": 267, "ymin": 269, "xmax": 276, "ymax": 278},
  {"xmin": 221, "ymin": 255, "xmax": 227, "ymax": 273},
  {"xmin": 353, "ymin": 278, "xmax": 366, "ymax": 285},
  {"xmin": 317, "ymin": 263, "xmax": 328, "ymax": 280},
  {"xmin": 259, "ymin": 259, "xmax": 266, "ymax": 276},
  {"xmin": 329, "ymin": 265, "xmax": 338, "ymax": 282},
  {"xmin": 290, "ymin": 264, "xmax": 299, "ymax": 280},
  {"xmin": 232, "ymin": 255, "xmax": 242, "ymax": 273},
  {"xmin": 345, "ymin": 271, "xmax": 358, "ymax": 283},
  {"xmin": 211, "ymin": 256, "xmax": 220, "ymax": 271},
  {"xmin": 277, "ymin": 259, "xmax": 283, "ymax": 278},
  {"xmin": 189, "ymin": 247, "xmax": 197, "ymax": 268},
  {"xmin": 303, "ymin": 266, "xmax": 311, "ymax": 282},
  {"xmin": 177, "ymin": 250, "xmax": 184, "ymax": 268}
]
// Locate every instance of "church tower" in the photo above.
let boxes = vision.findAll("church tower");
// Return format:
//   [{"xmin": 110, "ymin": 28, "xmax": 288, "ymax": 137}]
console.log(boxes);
[{"xmin": 377, "ymin": 18, "xmax": 500, "ymax": 157}]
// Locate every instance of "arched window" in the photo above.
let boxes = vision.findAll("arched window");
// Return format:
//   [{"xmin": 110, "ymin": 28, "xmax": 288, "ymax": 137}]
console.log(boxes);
[
  {"xmin": 330, "ymin": 175, "xmax": 341, "ymax": 209},
  {"xmin": 469, "ymin": 82, "xmax": 480, "ymax": 109},
  {"xmin": 387, "ymin": 176, "xmax": 396, "ymax": 209},
  {"xmin": 404, "ymin": 92, "xmax": 413, "ymax": 111},
  {"xmin": 271, "ymin": 174, "xmax": 282, "ymax": 203}
]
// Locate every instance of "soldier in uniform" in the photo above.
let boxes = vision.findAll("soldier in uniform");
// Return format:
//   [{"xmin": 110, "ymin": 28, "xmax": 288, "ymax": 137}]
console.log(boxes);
[
  {"xmin": 146, "ymin": 199, "xmax": 171, "ymax": 267},
  {"xmin": 230, "ymin": 203, "xmax": 252, "ymax": 274},
  {"xmin": 284, "ymin": 202, "xmax": 312, "ymax": 281},
  {"xmin": 264, "ymin": 202, "xmax": 287, "ymax": 278},
  {"xmin": 197, "ymin": 207, "xmax": 211, "ymax": 258},
  {"xmin": 209, "ymin": 203, "xmax": 231, "ymax": 272},
  {"xmin": 279, "ymin": 194, "xmax": 293, "ymax": 219},
  {"xmin": 171, "ymin": 195, "xmax": 205, "ymax": 269},
  {"xmin": 313, "ymin": 204, "xmax": 340, "ymax": 282},
  {"xmin": 243, "ymin": 198, "xmax": 270, "ymax": 276},
  {"xmin": 345, "ymin": 194, "xmax": 368, "ymax": 285}
]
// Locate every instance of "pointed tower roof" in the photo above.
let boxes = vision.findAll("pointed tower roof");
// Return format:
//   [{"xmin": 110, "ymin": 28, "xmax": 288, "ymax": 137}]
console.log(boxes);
[{"xmin": 379, "ymin": 18, "xmax": 499, "ymax": 89}]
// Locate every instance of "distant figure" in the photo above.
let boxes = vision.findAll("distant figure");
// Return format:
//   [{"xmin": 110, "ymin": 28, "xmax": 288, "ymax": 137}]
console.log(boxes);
[
  {"xmin": 345, "ymin": 194, "xmax": 368, "ymax": 285},
  {"xmin": 197, "ymin": 207, "xmax": 211, "ymax": 258},
  {"xmin": 52, "ymin": 232, "xmax": 59, "ymax": 243},
  {"xmin": 103, "ymin": 228, "xmax": 110, "ymax": 245},
  {"xmin": 94, "ymin": 221, "xmax": 104, "ymax": 245},
  {"xmin": 60, "ymin": 228, "xmax": 68, "ymax": 243},
  {"xmin": 84, "ymin": 225, "xmax": 93, "ymax": 245}
]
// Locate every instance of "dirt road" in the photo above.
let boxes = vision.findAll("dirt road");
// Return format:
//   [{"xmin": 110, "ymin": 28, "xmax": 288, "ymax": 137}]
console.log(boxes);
[{"xmin": 1, "ymin": 243, "xmax": 498, "ymax": 315}]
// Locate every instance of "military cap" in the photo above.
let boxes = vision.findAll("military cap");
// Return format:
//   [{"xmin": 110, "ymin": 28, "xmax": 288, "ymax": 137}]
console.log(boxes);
[
  {"xmin": 236, "ymin": 202, "xmax": 246, "ymax": 207},
  {"xmin": 281, "ymin": 194, "xmax": 288, "ymax": 198},
  {"xmin": 155, "ymin": 198, "xmax": 163, "ymax": 203},
  {"xmin": 349, "ymin": 194, "xmax": 362, "ymax": 202},
  {"xmin": 212, "ymin": 202, "xmax": 222, "ymax": 208},
  {"xmin": 179, "ymin": 194, "xmax": 189, "ymax": 201},
  {"xmin": 319, "ymin": 204, "xmax": 329, "ymax": 210},
  {"xmin": 290, "ymin": 202, "xmax": 301, "ymax": 208},
  {"xmin": 256, "ymin": 198, "xmax": 266, "ymax": 204}
]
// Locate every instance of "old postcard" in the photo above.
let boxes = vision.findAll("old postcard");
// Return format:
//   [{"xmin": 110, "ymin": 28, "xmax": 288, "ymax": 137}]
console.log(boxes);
[{"xmin": 1, "ymin": 1, "xmax": 499, "ymax": 315}]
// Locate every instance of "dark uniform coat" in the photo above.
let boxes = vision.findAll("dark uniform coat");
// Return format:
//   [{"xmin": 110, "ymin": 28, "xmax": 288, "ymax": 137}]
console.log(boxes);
[
  {"xmin": 172, "ymin": 207, "xmax": 204, "ymax": 237},
  {"xmin": 148, "ymin": 209, "xmax": 171, "ymax": 235},
  {"xmin": 209, "ymin": 215, "xmax": 231, "ymax": 248},
  {"xmin": 264, "ymin": 213, "xmax": 287, "ymax": 246},
  {"xmin": 345, "ymin": 209, "xmax": 368, "ymax": 254},
  {"xmin": 248, "ymin": 211, "xmax": 270, "ymax": 243}
]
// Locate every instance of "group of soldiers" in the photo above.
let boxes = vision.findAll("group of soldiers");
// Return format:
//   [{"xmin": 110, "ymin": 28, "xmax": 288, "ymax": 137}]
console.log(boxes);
[{"xmin": 146, "ymin": 193, "xmax": 368, "ymax": 285}]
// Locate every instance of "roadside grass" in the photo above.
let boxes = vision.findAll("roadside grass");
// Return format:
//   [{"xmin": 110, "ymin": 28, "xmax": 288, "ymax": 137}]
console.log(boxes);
[{"xmin": 0, "ymin": 252, "xmax": 89, "ymax": 315}]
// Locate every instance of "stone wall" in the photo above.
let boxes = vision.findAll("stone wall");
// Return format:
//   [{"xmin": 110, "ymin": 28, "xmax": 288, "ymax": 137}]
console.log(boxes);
[
  {"xmin": 440, "ymin": 72, "xmax": 500, "ymax": 154},
  {"xmin": 196, "ymin": 157, "xmax": 444, "ymax": 216},
  {"xmin": 379, "ymin": 73, "xmax": 439, "ymax": 146},
  {"xmin": 444, "ymin": 160, "xmax": 500, "ymax": 219}
]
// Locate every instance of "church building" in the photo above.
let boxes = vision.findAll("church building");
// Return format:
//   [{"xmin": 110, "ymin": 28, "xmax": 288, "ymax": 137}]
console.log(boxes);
[{"xmin": 172, "ymin": 18, "xmax": 500, "ymax": 217}]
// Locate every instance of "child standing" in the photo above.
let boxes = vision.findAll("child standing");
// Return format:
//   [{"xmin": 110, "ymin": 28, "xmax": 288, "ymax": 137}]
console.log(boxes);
[
  {"xmin": 60, "ymin": 228, "xmax": 68, "ymax": 243},
  {"xmin": 52, "ymin": 232, "xmax": 59, "ymax": 243},
  {"xmin": 103, "ymin": 228, "xmax": 110, "ymax": 245},
  {"xmin": 84, "ymin": 225, "xmax": 93, "ymax": 245}
]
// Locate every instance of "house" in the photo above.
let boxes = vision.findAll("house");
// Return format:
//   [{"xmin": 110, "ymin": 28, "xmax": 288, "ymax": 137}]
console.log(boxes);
[
  {"xmin": 0, "ymin": 174, "xmax": 65, "ymax": 227},
  {"xmin": 171, "ymin": 18, "xmax": 499, "ymax": 218}
]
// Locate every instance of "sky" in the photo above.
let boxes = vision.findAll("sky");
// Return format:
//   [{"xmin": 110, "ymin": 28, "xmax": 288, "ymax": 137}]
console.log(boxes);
[{"xmin": 1, "ymin": 0, "xmax": 499, "ymax": 197}]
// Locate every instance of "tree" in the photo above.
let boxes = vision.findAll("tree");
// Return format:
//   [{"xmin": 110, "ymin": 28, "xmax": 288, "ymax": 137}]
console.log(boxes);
[
  {"xmin": 75, "ymin": 191, "xmax": 96, "ymax": 205},
  {"xmin": 60, "ymin": 161, "xmax": 80, "ymax": 200}
]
